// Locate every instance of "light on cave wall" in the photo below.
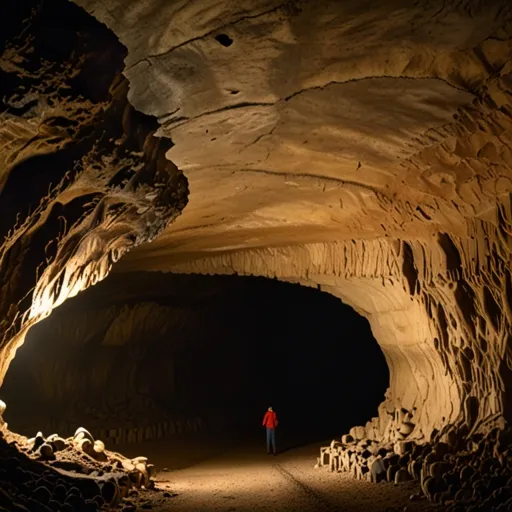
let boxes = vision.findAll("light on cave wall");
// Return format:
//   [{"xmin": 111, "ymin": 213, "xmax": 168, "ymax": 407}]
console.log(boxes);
[
  {"xmin": 29, "ymin": 293, "xmax": 55, "ymax": 321},
  {"xmin": 29, "ymin": 271, "xmax": 80, "ymax": 321},
  {"xmin": 29, "ymin": 256, "xmax": 112, "ymax": 321}
]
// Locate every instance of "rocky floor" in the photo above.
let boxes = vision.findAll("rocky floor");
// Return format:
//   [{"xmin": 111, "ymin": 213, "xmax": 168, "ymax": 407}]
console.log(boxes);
[{"xmin": 321, "ymin": 423, "xmax": 512, "ymax": 512}]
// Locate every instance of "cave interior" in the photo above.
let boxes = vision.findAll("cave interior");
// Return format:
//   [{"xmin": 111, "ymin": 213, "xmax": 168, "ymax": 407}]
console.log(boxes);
[{"xmin": 0, "ymin": 0, "xmax": 512, "ymax": 510}]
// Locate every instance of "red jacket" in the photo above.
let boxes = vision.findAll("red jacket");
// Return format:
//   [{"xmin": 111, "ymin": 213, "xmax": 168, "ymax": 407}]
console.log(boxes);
[{"xmin": 262, "ymin": 410, "xmax": 278, "ymax": 428}]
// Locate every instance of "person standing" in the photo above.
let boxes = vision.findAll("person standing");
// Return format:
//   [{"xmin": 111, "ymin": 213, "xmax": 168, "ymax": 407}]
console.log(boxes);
[{"xmin": 262, "ymin": 406, "xmax": 278, "ymax": 455}]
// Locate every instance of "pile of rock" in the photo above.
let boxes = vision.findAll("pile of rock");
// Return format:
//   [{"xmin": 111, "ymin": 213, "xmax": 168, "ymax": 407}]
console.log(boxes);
[
  {"xmin": 0, "ymin": 400, "xmax": 167, "ymax": 511},
  {"xmin": 317, "ymin": 421, "xmax": 512, "ymax": 511},
  {"xmin": 0, "ymin": 429, "xmax": 110, "ymax": 511},
  {"xmin": 18, "ymin": 426, "xmax": 155, "ymax": 500}
]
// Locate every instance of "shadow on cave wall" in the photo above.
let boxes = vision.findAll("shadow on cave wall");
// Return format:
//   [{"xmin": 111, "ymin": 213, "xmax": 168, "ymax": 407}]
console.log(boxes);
[{"xmin": 1, "ymin": 272, "xmax": 389, "ymax": 448}]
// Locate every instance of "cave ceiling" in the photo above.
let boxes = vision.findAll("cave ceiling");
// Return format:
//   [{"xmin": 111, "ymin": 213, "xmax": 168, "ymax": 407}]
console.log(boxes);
[{"xmin": 72, "ymin": 0, "xmax": 512, "ymax": 271}]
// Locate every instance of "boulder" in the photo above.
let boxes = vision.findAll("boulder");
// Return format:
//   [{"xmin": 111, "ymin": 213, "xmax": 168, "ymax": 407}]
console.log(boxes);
[
  {"xmin": 370, "ymin": 457, "xmax": 387, "ymax": 483},
  {"xmin": 394, "ymin": 441, "xmax": 413, "ymax": 456},
  {"xmin": 399, "ymin": 422, "xmax": 415, "ymax": 436},
  {"xmin": 93, "ymin": 440, "xmax": 105, "ymax": 453},
  {"xmin": 349, "ymin": 426, "xmax": 366, "ymax": 441},
  {"xmin": 74, "ymin": 427, "xmax": 94, "ymax": 443},
  {"xmin": 79, "ymin": 438, "xmax": 94, "ymax": 456},
  {"xmin": 394, "ymin": 468, "xmax": 411, "ymax": 484},
  {"xmin": 38, "ymin": 443, "xmax": 54, "ymax": 460},
  {"xmin": 51, "ymin": 437, "xmax": 67, "ymax": 452}
]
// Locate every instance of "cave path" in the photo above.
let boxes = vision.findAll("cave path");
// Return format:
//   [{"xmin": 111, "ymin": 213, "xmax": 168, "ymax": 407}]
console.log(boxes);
[{"xmin": 121, "ymin": 436, "xmax": 439, "ymax": 511}]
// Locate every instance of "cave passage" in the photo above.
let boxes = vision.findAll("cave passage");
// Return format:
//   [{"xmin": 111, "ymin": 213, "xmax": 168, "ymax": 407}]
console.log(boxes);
[{"xmin": 1, "ymin": 272, "xmax": 389, "ymax": 451}]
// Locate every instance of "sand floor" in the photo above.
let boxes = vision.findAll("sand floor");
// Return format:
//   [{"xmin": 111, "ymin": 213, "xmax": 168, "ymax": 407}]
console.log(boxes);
[{"xmin": 118, "ymin": 435, "xmax": 445, "ymax": 512}]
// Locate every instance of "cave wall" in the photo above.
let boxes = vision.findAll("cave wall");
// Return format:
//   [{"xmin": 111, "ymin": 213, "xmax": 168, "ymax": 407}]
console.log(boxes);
[
  {"xmin": 0, "ymin": 0, "xmax": 510, "ymax": 453},
  {"xmin": 0, "ymin": 0, "xmax": 188, "ymax": 388},
  {"xmin": 84, "ymin": 0, "xmax": 511, "ymax": 443}
]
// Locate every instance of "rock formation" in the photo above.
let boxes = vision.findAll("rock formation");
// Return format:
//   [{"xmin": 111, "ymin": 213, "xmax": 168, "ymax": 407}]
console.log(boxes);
[
  {"xmin": 0, "ymin": 2, "xmax": 187, "ymax": 508},
  {"xmin": 0, "ymin": 0, "xmax": 512, "ymax": 509},
  {"xmin": 0, "ymin": 416, "xmax": 164, "ymax": 511},
  {"xmin": 81, "ymin": 0, "xmax": 512, "ymax": 442},
  {"xmin": 0, "ymin": 0, "xmax": 188, "ymax": 385}
]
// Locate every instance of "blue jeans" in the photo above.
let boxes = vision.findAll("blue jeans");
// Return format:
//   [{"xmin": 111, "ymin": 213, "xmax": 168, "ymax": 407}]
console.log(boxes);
[{"xmin": 266, "ymin": 427, "xmax": 276, "ymax": 453}]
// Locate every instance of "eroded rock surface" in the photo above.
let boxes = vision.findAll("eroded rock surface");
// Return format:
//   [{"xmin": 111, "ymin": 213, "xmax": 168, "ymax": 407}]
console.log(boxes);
[
  {"xmin": 0, "ymin": 0, "xmax": 188, "ymax": 383},
  {"xmin": 1, "ymin": 0, "xmax": 512, "ymax": 508},
  {"xmin": 1, "ymin": 273, "xmax": 387, "ymax": 450},
  {"xmin": 0, "ymin": 418, "xmax": 164, "ymax": 511},
  {"xmin": 0, "ymin": 1, "xmax": 189, "ymax": 508},
  {"xmin": 70, "ymin": 0, "xmax": 512, "ymax": 442}
]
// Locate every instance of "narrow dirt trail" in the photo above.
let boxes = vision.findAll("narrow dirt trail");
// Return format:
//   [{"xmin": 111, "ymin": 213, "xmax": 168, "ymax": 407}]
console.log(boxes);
[{"xmin": 122, "ymin": 436, "xmax": 444, "ymax": 512}]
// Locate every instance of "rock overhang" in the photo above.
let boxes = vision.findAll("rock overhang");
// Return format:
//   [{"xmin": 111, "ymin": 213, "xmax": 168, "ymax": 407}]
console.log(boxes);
[
  {"xmin": 72, "ymin": 0, "xmax": 510, "ymax": 264},
  {"xmin": 0, "ymin": 0, "xmax": 510, "ymax": 445},
  {"xmin": 63, "ymin": 1, "xmax": 512, "ymax": 438}
]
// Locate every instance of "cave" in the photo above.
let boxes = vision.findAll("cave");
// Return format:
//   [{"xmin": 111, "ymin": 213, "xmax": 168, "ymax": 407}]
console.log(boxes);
[
  {"xmin": 2, "ymin": 273, "xmax": 388, "ymax": 449},
  {"xmin": 0, "ymin": 0, "xmax": 512, "ymax": 510}
]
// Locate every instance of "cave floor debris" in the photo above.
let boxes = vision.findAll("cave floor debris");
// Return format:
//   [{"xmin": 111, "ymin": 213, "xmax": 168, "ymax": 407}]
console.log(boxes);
[{"xmin": 120, "ymin": 436, "xmax": 444, "ymax": 512}]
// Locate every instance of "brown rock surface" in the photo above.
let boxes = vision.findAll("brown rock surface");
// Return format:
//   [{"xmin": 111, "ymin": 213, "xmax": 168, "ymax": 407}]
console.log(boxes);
[
  {"xmin": 0, "ymin": 1, "xmax": 511, "ymax": 506},
  {"xmin": 0, "ymin": 0, "xmax": 187, "ymax": 381},
  {"xmin": 73, "ymin": 0, "xmax": 512, "ymax": 440}
]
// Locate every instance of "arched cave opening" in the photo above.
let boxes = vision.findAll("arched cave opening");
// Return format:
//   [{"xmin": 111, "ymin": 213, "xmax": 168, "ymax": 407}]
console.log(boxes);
[{"xmin": 1, "ymin": 272, "xmax": 389, "ymax": 455}]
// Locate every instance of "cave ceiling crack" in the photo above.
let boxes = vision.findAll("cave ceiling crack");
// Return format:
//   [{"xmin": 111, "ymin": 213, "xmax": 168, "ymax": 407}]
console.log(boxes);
[
  {"xmin": 162, "ymin": 75, "xmax": 474, "ymax": 131},
  {"xmin": 160, "ymin": 101, "xmax": 276, "ymax": 130},
  {"xmin": 230, "ymin": 167, "xmax": 386, "ymax": 196},
  {"xmin": 238, "ymin": 125, "xmax": 277, "ymax": 153},
  {"xmin": 282, "ymin": 75, "xmax": 472, "ymax": 102}
]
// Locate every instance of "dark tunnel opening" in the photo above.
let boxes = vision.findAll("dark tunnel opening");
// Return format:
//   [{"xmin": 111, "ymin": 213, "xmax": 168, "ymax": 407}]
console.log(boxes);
[{"xmin": 1, "ymin": 272, "xmax": 389, "ymax": 459}]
